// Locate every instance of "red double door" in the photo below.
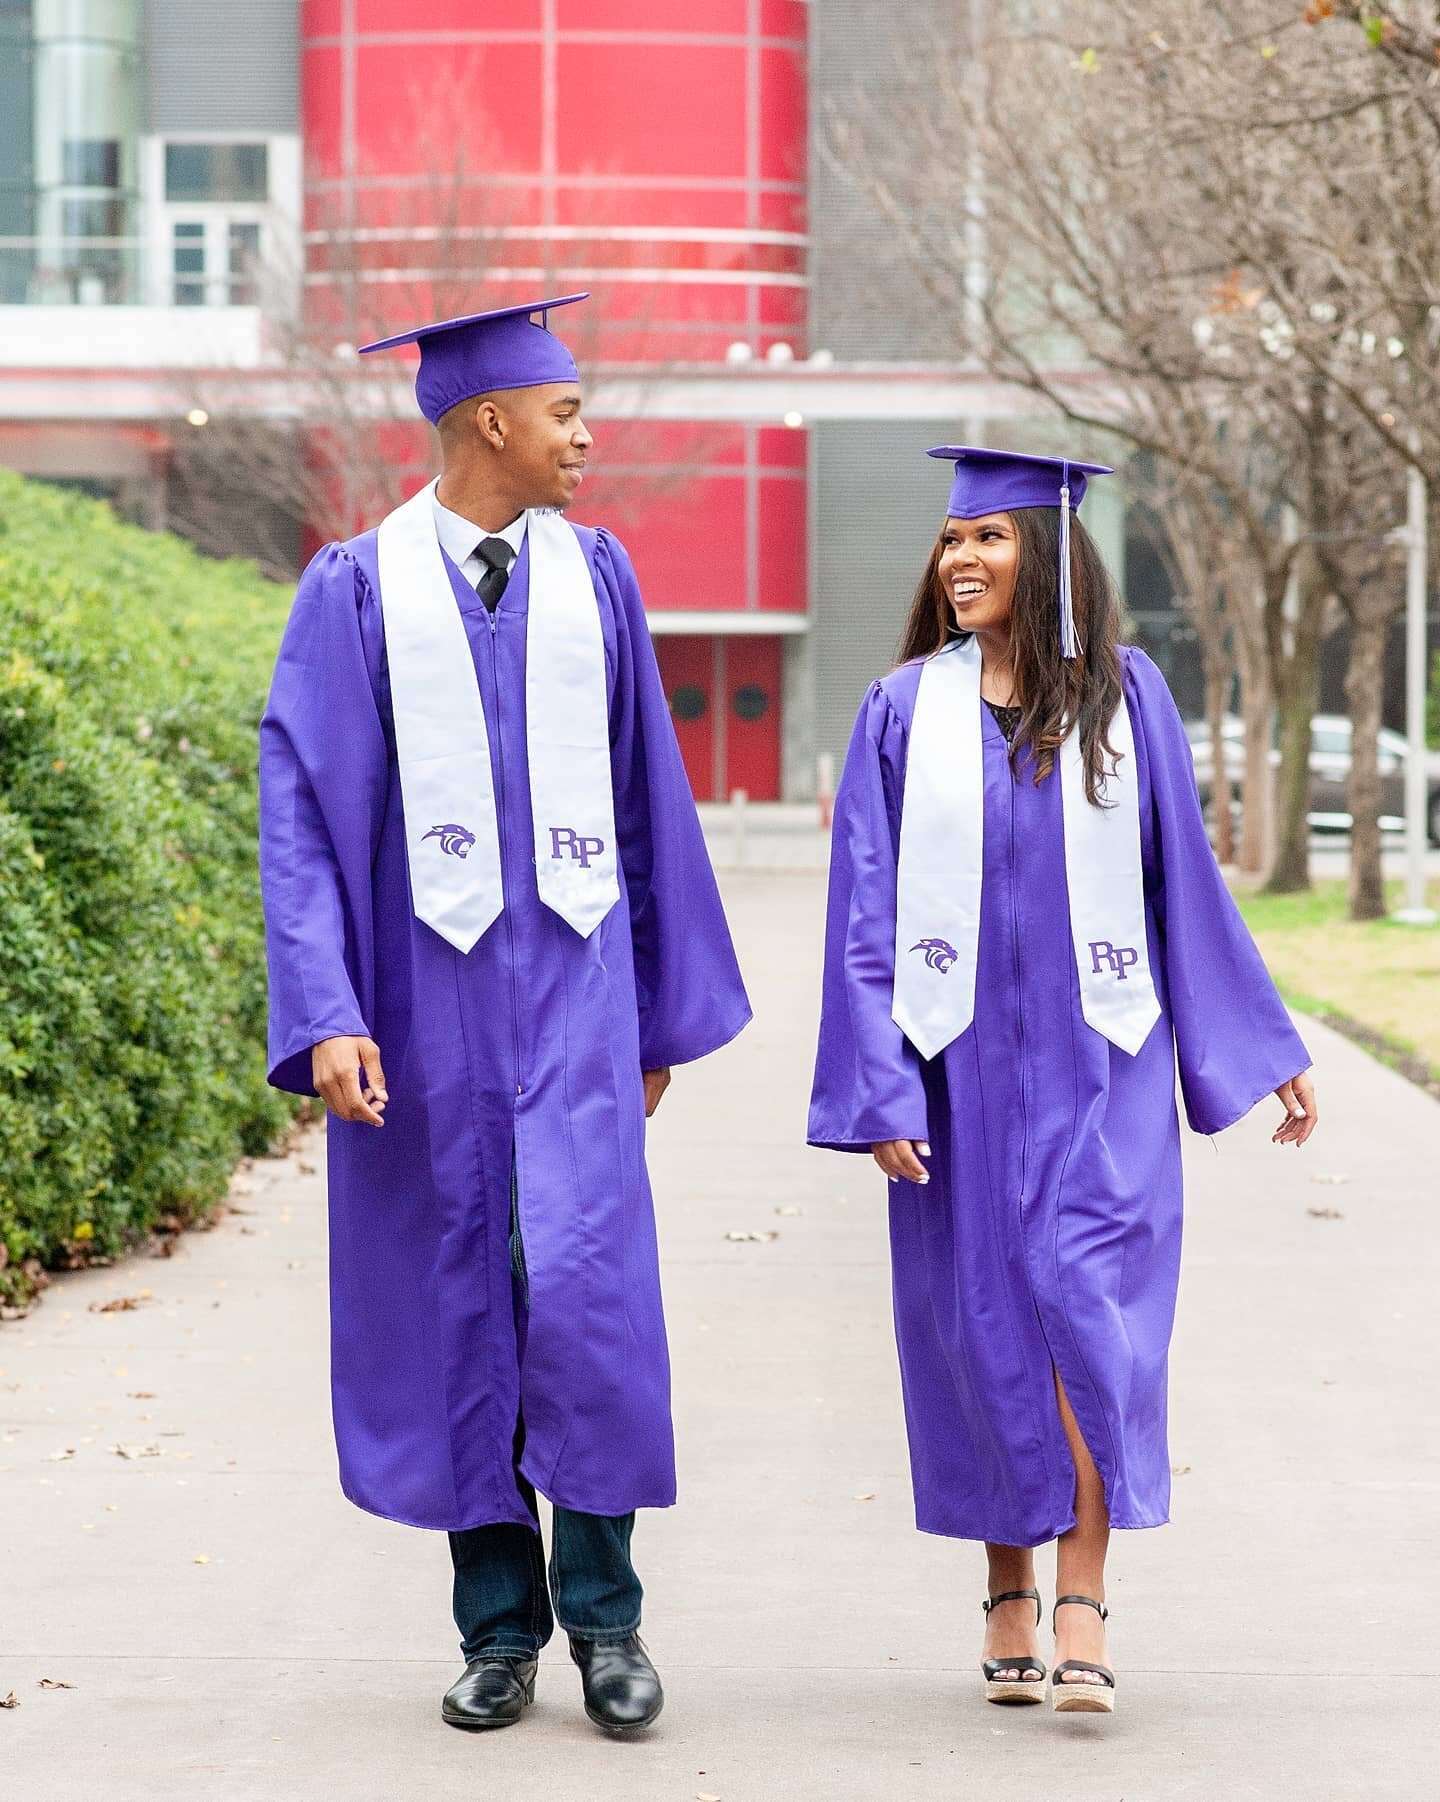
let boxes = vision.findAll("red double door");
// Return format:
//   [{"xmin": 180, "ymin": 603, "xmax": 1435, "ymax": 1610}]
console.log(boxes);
[{"xmin": 654, "ymin": 635, "xmax": 782, "ymax": 802}]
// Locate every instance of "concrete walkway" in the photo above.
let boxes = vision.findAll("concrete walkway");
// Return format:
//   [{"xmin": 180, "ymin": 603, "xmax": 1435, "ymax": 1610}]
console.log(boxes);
[{"xmin": 3, "ymin": 871, "xmax": 1436, "ymax": 1801}]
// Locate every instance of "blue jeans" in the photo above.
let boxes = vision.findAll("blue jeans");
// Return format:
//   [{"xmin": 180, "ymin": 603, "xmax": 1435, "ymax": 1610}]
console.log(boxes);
[{"xmin": 448, "ymin": 1172, "xmax": 642, "ymax": 1661}]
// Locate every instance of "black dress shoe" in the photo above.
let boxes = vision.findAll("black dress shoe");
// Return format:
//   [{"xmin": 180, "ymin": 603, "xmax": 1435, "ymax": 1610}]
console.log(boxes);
[
  {"xmin": 441, "ymin": 1656, "xmax": 537, "ymax": 1730},
  {"xmin": 570, "ymin": 1632, "xmax": 664, "ymax": 1732}
]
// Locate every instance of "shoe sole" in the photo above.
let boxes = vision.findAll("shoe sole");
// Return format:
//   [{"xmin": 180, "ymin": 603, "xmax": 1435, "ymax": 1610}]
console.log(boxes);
[
  {"xmin": 1053, "ymin": 1687, "xmax": 1115, "ymax": 1714},
  {"xmin": 583, "ymin": 1696, "xmax": 664, "ymax": 1734}
]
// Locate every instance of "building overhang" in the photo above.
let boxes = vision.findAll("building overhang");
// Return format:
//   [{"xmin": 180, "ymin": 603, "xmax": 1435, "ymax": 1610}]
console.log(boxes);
[{"xmin": 0, "ymin": 351, "xmax": 1122, "ymax": 426}]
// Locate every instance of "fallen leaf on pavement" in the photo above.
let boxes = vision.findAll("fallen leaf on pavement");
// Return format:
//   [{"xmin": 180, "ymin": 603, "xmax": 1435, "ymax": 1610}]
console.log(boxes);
[
  {"xmin": 1306, "ymin": 1207, "xmax": 1343, "ymax": 1220},
  {"xmin": 724, "ymin": 1230, "xmax": 779, "ymax": 1243},
  {"xmin": 89, "ymin": 1296, "xmax": 147, "ymax": 1313},
  {"xmin": 697, "ymin": 1793, "xmax": 722, "ymax": 1801},
  {"xmin": 0, "ymin": 1692, "xmax": 18, "ymax": 1708},
  {"xmin": 853, "ymin": 1491, "xmax": 876, "ymax": 1501},
  {"xmin": 1309, "ymin": 1173, "xmax": 1350, "ymax": 1186},
  {"xmin": 38, "ymin": 1679, "xmax": 76, "ymax": 1690},
  {"xmin": 1171, "ymin": 1464, "xmax": 1192, "ymax": 1476},
  {"xmin": 111, "ymin": 1443, "xmax": 161, "ymax": 1460},
  {"xmin": 193, "ymin": 1553, "xmax": 211, "ymax": 1565},
  {"xmin": 775, "ymin": 1205, "xmax": 803, "ymax": 1217},
  {"xmin": 127, "ymin": 1391, "xmax": 156, "ymax": 1400},
  {"xmin": 44, "ymin": 1448, "xmax": 75, "ymax": 1462}
]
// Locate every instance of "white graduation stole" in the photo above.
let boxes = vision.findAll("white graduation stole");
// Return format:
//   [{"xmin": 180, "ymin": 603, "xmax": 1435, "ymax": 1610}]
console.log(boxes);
[
  {"xmin": 375, "ymin": 479, "xmax": 619, "ymax": 952},
  {"xmin": 892, "ymin": 637, "xmax": 1159, "ymax": 1059}
]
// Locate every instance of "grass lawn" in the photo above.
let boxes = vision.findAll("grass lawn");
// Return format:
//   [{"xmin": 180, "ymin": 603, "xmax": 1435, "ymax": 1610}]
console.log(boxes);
[{"xmin": 1233, "ymin": 879, "xmax": 1440, "ymax": 1089}]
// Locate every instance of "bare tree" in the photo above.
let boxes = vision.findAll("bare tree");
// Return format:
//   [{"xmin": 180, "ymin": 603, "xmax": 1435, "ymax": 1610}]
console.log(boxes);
[
  {"xmin": 824, "ymin": 0, "xmax": 1433, "ymax": 910},
  {"xmin": 168, "ymin": 68, "xmax": 706, "ymax": 575}
]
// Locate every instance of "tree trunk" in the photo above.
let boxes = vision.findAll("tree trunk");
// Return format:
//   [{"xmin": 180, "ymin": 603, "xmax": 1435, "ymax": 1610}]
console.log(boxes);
[
  {"xmin": 1203, "ymin": 644, "xmax": 1235, "ymax": 864},
  {"xmin": 1345, "ymin": 608, "xmax": 1389, "ymax": 921},
  {"xmin": 1264, "ymin": 614, "xmax": 1323, "ymax": 895},
  {"xmin": 1234, "ymin": 618, "xmax": 1272, "ymax": 874}
]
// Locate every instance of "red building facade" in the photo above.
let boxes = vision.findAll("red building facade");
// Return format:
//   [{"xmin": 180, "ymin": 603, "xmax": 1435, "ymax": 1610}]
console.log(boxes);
[{"xmin": 300, "ymin": 0, "xmax": 810, "ymax": 799}]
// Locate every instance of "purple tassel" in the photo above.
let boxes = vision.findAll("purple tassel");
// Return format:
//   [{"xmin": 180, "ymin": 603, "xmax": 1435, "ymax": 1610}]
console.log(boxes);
[{"xmin": 1058, "ymin": 463, "xmax": 1081, "ymax": 658}]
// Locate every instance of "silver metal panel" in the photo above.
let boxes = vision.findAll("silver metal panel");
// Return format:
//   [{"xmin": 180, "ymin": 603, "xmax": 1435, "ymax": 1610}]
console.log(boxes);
[
  {"xmin": 812, "ymin": 417, "xmax": 953, "ymax": 776},
  {"xmin": 144, "ymin": 0, "xmax": 299, "ymax": 133}
]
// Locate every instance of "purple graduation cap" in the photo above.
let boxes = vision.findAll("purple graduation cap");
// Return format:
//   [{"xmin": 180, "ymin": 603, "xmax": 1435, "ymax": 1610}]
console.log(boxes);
[
  {"xmin": 357, "ymin": 292, "xmax": 589, "ymax": 425},
  {"xmin": 927, "ymin": 444, "xmax": 1113, "ymax": 659}
]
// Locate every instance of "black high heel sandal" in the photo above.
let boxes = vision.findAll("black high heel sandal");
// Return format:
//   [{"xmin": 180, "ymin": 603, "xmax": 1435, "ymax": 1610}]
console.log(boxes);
[
  {"xmin": 1051, "ymin": 1594, "xmax": 1115, "ymax": 1714},
  {"xmin": 980, "ymin": 1587, "xmax": 1047, "ymax": 1705}
]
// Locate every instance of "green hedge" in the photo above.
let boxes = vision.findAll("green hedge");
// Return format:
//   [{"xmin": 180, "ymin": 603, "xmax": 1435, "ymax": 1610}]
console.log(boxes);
[{"xmin": 0, "ymin": 471, "xmax": 296, "ymax": 1308}]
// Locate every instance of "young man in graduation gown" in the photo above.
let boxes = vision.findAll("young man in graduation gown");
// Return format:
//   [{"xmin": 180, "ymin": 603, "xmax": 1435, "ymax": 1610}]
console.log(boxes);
[{"xmin": 259, "ymin": 293, "xmax": 750, "ymax": 1735}]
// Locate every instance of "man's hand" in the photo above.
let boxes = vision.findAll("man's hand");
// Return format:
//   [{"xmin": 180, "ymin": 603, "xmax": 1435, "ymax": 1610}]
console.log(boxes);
[
  {"xmin": 1272, "ymin": 1070, "xmax": 1317, "ymax": 1147},
  {"xmin": 872, "ymin": 1139, "xmax": 931, "ymax": 1183},
  {"xmin": 312, "ymin": 1036, "xmax": 388, "ymax": 1127},
  {"xmin": 643, "ymin": 1067, "xmax": 671, "ymax": 1119}
]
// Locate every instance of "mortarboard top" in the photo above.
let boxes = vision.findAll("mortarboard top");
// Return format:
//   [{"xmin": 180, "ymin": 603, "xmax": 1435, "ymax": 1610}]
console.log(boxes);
[
  {"xmin": 926, "ymin": 445, "xmax": 1115, "ymax": 659},
  {"xmin": 358, "ymin": 293, "xmax": 589, "ymax": 425},
  {"xmin": 926, "ymin": 444, "xmax": 1113, "ymax": 521}
]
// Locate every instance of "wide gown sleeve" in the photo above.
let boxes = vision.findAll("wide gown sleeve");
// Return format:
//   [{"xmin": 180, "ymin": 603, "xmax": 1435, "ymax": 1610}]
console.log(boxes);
[
  {"xmin": 1126, "ymin": 647, "xmax": 1312, "ymax": 1135},
  {"xmin": 807, "ymin": 682, "xmax": 930, "ymax": 1153},
  {"xmin": 259, "ymin": 543, "xmax": 390, "ymax": 1095},
  {"xmin": 597, "ymin": 529, "xmax": 752, "ymax": 1069}
]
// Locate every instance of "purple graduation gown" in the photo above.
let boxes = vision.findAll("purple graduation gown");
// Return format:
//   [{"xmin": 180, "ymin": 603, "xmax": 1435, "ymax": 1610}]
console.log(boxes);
[
  {"xmin": 260, "ymin": 521, "xmax": 750, "ymax": 1532},
  {"xmin": 808, "ymin": 646, "xmax": 1309, "ymax": 1545}
]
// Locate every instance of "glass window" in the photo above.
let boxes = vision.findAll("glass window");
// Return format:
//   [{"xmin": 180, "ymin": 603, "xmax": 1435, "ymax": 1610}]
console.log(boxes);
[
  {"xmin": 172, "ymin": 221, "xmax": 205, "ymax": 304},
  {"xmin": 165, "ymin": 142, "xmax": 269, "ymax": 203},
  {"xmin": 62, "ymin": 196, "xmax": 123, "ymax": 239},
  {"xmin": 228, "ymin": 220, "xmax": 260, "ymax": 304},
  {"xmin": 1311, "ymin": 726, "xmax": 1349, "ymax": 757},
  {"xmin": 62, "ymin": 140, "xmax": 120, "ymax": 188}
]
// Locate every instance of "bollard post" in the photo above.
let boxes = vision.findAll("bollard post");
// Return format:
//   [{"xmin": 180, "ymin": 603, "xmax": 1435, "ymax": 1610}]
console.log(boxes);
[
  {"xmin": 730, "ymin": 786, "xmax": 748, "ymax": 867},
  {"xmin": 817, "ymin": 752, "xmax": 835, "ymax": 831}
]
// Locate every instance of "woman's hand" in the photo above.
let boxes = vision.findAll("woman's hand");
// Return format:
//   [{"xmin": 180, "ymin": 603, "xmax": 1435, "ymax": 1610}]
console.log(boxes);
[
  {"xmin": 1272, "ymin": 1070, "xmax": 1317, "ymax": 1147},
  {"xmin": 872, "ymin": 1140, "xmax": 931, "ymax": 1183}
]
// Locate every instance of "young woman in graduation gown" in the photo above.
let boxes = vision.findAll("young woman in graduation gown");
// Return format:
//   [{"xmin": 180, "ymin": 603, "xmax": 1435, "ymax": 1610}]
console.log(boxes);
[{"xmin": 808, "ymin": 446, "xmax": 1317, "ymax": 1714}]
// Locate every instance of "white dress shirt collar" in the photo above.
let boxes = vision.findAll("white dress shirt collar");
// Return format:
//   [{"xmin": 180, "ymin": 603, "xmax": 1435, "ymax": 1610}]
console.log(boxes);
[{"xmin": 431, "ymin": 489, "xmax": 528, "ymax": 574}]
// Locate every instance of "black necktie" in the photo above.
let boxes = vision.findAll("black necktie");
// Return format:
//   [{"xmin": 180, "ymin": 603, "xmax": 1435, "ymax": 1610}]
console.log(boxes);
[{"xmin": 475, "ymin": 537, "xmax": 512, "ymax": 612}]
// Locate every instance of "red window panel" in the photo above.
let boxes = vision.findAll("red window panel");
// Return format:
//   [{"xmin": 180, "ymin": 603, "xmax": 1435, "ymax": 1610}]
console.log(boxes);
[
  {"xmin": 588, "ymin": 280, "xmax": 754, "ymax": 326},
  {"xmin": 759, "ymin": 47, "xmax": 806, "ymax": 183},
  {"xmin": 354, "ymin": 43, "xmax": 544, "ymax": 173},
  {"xmin": 759, "ymin": 282, "xmax": 807, "ymax": 332},
  {"xmin": 760, "ymin": 0, "xmax": 809, "ymax": 42},
  {"xmin": 584, "ymin": 470, "xmax": 748, "ymax": 610},
  {"xmin": 356, "ymin": 0, "xmax": 541, "ymax": 30},
  {"xmin": 552, "ymin": 185, "xmax": 752, "ymax": 231},
  {"xmin": 302, "ymin": 46, "xmax": 344, "ymax": 176},
  {"xmin": 559, "ymin": 0, "xmax": 747, "ymax": 28},
  {"xmin": 757, "ymin": 473, "xmax": 807, "ymax": 613},
  {"xmin": 557, "ymin": 44, "xmax": 746, "ymax": 178},
  {"xmin": 758, "ymin": 189, "xmax": 807, "ymax": 235},
  {"xmin": 757, "ymin": 424, "xmax": 807, "ymax": 469},
  {"xmin": 302, "ymin": 0, "xmax": 343, "ymax": 38}
]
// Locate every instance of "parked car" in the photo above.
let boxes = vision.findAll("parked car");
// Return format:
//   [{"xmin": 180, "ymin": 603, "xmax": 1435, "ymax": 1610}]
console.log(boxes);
[{"xmin": 1185, "ymin": 713, "xmax": 1440, "ymax": 844}]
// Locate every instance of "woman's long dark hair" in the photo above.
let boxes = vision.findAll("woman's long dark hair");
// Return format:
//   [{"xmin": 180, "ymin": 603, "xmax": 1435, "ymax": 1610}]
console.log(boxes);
[{"xmin": 895, "ymin": 508, "xmax": 1125, "ymax": 806}]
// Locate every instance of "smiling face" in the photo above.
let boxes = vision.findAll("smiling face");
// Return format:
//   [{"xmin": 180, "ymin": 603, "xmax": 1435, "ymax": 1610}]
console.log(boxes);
[
  {"xmin": 496, "ymin": 382, "xmax": 593, "ymax": 508},
  {"xmin": 938, "ymin": 512, "xmax": 1020, "ymax": 635}
]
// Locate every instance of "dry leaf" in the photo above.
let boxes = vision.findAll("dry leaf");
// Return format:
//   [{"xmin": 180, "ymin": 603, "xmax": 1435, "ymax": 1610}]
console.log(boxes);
[
  {"xmin": 127, "ymin": 1391, "xmax": 157, "ymax": 1400},
  {"xmin": 44, "ymin": 1448, "xmax": 75, "ymax": 1462},
  {"xmin": 853, "ymin": 1491, "xmax": 876, "ymax": 1501},
  {"xmin": 38, "ymin": 1679, "xmax": 76, "ymax": 1691},
  {"xmin": 1306, "ymin": 1207, "xmax": 1343, "ymax": 1220},
  {"xmin": 1310, "ymin": 1173, "xmax": 1350, "ymax": 1186},
  {"xmin": 193, "ymin": 1553, "xmax": 211, "ymax": 1565},
  {"xmin": 697, "ymin": 1793, "xmax": 722, "ymax": 1801},
  {"xmin": 724, "ymin": 1230, "xmax": 779, "ymax": 1243},
  {"xmin": 775, "ymin": 1205, "xmax": 803, "ymax": 1217},
  {"xmin": 112, "ymin": 1442, "xmax": 161, "ymax": 1460},
  {"xmin": 1171, "ymin": 1464, "xmax": 1192, "ymax": 1476},
  {"xmin": 0, "ymin": 1692, "xmax": 18, "ymax": 1709},
  {"xmin": 89, "ymin": 1296, "xmax": 146, "ymax": 1314}
]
